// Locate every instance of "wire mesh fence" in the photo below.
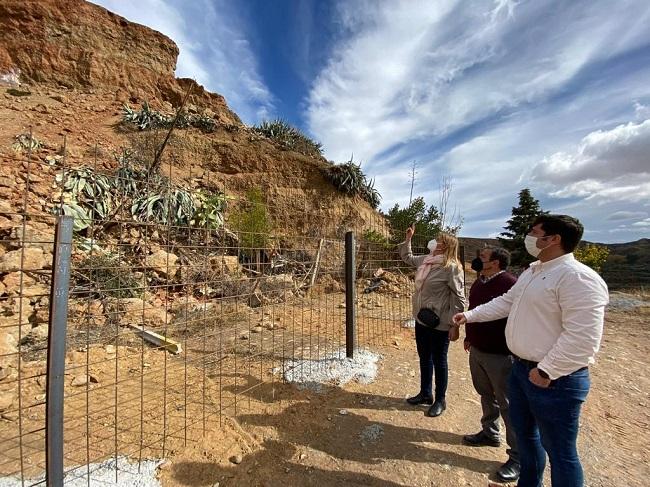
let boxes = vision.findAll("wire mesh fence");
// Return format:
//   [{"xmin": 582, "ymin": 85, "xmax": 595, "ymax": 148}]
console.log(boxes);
[{"xmin": 0, "ymin": 130, "xmax": 466, "ymax": 485}]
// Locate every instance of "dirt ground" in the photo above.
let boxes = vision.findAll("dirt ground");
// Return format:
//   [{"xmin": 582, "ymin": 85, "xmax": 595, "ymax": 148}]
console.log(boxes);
[
  {"xmin": 155, "ymin": 300, "xmax": 650, "ymax": 487},
  {"xmin": 1, "ymin": 292, "xmax": 648, "ymax": 486}
]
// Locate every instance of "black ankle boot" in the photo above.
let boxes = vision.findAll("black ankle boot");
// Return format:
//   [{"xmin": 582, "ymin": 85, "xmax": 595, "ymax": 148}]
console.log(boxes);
[
  {"xmin": 427, "ymin": 399, "xmax": 446, "ymax": 417},
  {"xmin": 406, "ymin": 393, "xmax": 434, "ymax": 405}
]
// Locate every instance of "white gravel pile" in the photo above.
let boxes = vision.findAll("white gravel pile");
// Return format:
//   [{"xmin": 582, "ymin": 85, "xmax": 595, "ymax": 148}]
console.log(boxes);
[
  {"xmin": 359, "ymin": 424, "xmax": 385, "ymax": 443},
  {"xmin": 282, "ymin": 348, "xmax": 380, "ymax": 391},
  {"xmin": 607, "ymin": 292, "xmax": 647, "ymax": 311},
  {"xmin": 0, "ymin": 457, "xmax": 163, "ymax": 487}
]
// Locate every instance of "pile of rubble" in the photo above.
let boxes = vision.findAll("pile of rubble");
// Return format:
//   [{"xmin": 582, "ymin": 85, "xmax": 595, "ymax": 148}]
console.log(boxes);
[
  {"xmin": 1, "ymin": 202, "xmax": 54, "ymax": 373},
  {"xmin": 362, "ymin": 268, "xmax": 412, "ymax": 297}
]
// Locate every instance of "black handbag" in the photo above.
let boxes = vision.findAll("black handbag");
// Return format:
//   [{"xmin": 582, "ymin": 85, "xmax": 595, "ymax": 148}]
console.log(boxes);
[{"xmin": 417, "ymin": 308, "xmax": 440, "ymax": 328}]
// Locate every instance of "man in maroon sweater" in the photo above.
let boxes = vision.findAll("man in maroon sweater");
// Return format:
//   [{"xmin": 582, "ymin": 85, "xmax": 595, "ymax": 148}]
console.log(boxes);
[{"xmin": 463, "ymin": 247, "xmax": 520, "ymax": 482}]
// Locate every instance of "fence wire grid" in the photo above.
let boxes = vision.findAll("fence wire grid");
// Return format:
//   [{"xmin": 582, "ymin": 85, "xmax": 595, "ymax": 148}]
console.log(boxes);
[{"xmin": 0, "ymin": 130, "xmax": 467, "ymax": 485}]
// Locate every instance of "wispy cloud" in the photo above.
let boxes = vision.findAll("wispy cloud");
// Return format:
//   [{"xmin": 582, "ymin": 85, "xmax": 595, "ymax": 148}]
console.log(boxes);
[
  {"xmin": 91, "ymin": 0, "xmax": 273, "ymax": 123},
  {"xmin": 306, "ymin": 0, "xmax": 650, "ymax": 242}
]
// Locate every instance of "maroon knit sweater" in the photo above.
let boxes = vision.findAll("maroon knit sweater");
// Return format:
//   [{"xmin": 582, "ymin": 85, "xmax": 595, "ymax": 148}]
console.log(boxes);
[{"xmin": 465, "ymin": 271, "xmax": 517, "ymax": 355}]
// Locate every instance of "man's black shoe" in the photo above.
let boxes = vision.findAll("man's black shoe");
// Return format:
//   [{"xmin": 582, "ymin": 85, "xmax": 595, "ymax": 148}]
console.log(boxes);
[
  {"xmin": 406, "ymin": 393, "xmax": 433, "ymax": 405},
  {"xmin": 462, "ymin": 431, "xmax": 501, "ymax": 447},
  {"xmin": 496, "ymin": 458, "xmax": 521, "ymax": 482},
  {"xmin": 426, "ymin": 399, "xmax": 446, "ymax": 417}
]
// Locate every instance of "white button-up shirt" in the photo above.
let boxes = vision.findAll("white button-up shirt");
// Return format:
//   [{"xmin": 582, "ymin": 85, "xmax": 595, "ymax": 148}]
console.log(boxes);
[{"xmin": 463, "ymin": 253, "xmax": 609, "ymax": 380}]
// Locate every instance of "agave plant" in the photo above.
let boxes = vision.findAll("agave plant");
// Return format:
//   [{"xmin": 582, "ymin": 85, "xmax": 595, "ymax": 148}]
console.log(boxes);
[
  {"xmin": 191, "ymin": 114, "xmax": 217, "ymax": 133},
  {"xmin": 324, "ymin": 160, "xmax": 382, "ymax": 209},
  {"xmin": 113, "ymin": 149, "xmax": 164, "ymax": 197},
  {"xmin": 54, "ymin": 151, "xmax": 229, "ymax": 232},
  {"xmin": 254, "ymin": 119, "xmax": 323, "ymax": 157},
  {"xmin": 61, "ymin": 202, "xmax": 91, "ymax": 231},
  {"xmin": 131, "ymin": 188, "xmax": 197, "ymax": 226},
  {"xmin": 122, "ymin": 102, "xmax": 171, "ymax": 130},
  {"xmin": 122, "ymin": 102, "xmax": 217, "ymax": 133},
  {"xmin": 361, "ymin": 178, "xmax": 382, "ymax": 209},
  {"xmin": 12, "ymin": 133, "xmax": 43, "ymax": 153},
  {"xmin": 57, "ymin": 167, "xmax": 113, "ymax": 229}
]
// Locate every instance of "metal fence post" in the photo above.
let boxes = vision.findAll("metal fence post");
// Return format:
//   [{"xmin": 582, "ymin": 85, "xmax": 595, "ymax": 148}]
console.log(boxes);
[
  {"xmin": 345, "ymin": 231, "xmax": 356, "ymax": 358},
  {"xmin": 46, "ymin": 215, "xmax": 74, "ymax": 486},
  {"xmin": 459, "ymin": 244, "xmax": 466, "ymax": 295}
]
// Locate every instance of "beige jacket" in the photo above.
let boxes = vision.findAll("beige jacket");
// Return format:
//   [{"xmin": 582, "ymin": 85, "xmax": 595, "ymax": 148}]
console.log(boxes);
[{"xmin": 399, "ymin": 240, "xmax": 467, "ymax": 331}]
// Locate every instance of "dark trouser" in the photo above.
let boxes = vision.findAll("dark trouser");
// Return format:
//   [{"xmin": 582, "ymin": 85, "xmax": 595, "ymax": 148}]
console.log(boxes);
[
  {"xmin": 415, "ymin": 323, "xmax": 449, "ymax": 401},
  {"xmin": 509, "ymin": 360, "xmax": 590, "ymax": 487},
  {"xmin": 469, "ymin": 346, "xmax": 519, "ymax": 463}
]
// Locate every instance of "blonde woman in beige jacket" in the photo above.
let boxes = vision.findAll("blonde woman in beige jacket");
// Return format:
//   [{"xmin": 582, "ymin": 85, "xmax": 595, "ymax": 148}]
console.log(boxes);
[{"xmin": 398, "ymin": 226, "xmax": 466, "ymax": 417}]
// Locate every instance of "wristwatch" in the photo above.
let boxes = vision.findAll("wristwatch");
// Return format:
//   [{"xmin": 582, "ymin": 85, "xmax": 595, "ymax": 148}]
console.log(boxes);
[{"xmin": 537, "ymin": 368, "xmax": 550, "ymax": 380}]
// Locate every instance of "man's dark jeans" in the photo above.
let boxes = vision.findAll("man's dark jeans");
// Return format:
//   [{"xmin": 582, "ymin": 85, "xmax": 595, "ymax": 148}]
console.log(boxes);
[
  {"xmin": 509, "ymin": 360, "xmax": 590, "ymax": 487},
  {"xmin": 415, "ymin": 323, "xmax": 450, "ymax": 401}
]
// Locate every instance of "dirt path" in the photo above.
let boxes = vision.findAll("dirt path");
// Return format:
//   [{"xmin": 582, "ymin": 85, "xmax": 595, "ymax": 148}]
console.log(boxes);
[{"xmin": 159, "ymin": 305, "xmax": 650, "ymax": 487}]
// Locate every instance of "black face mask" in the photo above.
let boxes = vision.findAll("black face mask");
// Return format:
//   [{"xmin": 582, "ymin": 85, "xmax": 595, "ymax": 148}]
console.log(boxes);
[{"xmin": 471, "ymin": 257, "xmax": 483, "ymax": 272}]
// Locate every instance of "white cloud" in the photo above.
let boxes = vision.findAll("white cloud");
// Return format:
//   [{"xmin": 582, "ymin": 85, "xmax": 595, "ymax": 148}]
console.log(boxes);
[
  {"xmin": 91, "ymin": 0, "xmax": 273, "ymax": 123},
  {"xmin": 532, "ymin": 119, "xmax": 650, "ymax": 202},
  {"xmin": 632, "ymin": 218, "xmax": 650, "ymax": 227},
  {"xmin": 533, "ymin": 119, "xmax": 650, "ymax": 183}
]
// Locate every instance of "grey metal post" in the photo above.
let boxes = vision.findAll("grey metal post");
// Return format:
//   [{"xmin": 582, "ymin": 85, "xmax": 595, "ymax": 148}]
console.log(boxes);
[
  {"xmin": 46, "ymin": 215, "xmax": 74, "ymax": 486},
  {"xmin": 345, "ymin": 231, "xmax": 356, "ymax": 358}
]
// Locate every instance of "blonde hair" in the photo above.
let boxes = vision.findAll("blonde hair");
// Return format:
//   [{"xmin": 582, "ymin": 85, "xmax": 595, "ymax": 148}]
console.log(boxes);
[{"xmin": 437, "ymin": 232, "xmax": 462, "ymax": 268}]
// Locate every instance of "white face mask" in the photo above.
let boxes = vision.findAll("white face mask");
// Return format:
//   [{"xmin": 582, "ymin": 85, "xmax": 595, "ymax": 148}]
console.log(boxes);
[
  {"xmin": 427, "ymin": 239, "xmax": 437, "ymax": 252},
  {"xmin": 524, "ymin": 235, "xmax": 546, "ymax": 258}
]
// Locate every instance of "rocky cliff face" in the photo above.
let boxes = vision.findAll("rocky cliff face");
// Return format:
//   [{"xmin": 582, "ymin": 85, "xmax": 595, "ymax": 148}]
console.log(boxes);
[
  {"xmin": 0, "ymin": 0, "xmax": 382, "ymax": 241},
  {"xmin": 0, "ymin": 1, "xmax": 385, "ymax": 426},
  {"xmin": 0, "ymin": 0, "xmax": 240, "ymax": 124}
]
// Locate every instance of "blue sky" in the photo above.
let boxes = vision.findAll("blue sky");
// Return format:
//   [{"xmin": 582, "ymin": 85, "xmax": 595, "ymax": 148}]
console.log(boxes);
[{"xmin": 93, "ymin": 0, "xmax": 650, "ymax": 243}]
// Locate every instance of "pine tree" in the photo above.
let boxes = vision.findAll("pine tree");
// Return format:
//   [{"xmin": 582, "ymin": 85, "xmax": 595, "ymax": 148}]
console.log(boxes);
[{"xmin": 498, "ymin": 188, "xmax": 545, "ymax": 267}]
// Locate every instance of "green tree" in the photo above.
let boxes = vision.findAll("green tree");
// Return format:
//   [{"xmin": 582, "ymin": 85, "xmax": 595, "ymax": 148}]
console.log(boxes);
[
  {"xmin": 387, "ymin": 197, "xmax": 456, "ymax": 244},
  {"xmin": 574, "ymin": 244, "xmax": 610, "ymax": 274},
  {"xmin": 498, "ymin": 188, "xmax": 545, "ymax": 267}
]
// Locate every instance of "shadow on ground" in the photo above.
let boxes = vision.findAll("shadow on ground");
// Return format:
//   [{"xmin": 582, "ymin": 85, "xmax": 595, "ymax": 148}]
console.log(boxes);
[{"xmin": 213, "ymin": 375, "xmax": 502, "ymax": 480}]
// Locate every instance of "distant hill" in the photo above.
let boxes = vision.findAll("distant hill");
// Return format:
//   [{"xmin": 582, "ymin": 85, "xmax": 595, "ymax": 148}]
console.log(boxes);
[
  {"xmin": 459, "ymin": 237, "xmax": 649, "ymax": 290},
  {"xmin": 598, "ymin": 238, "xmax": 650, "ymax": 290}
]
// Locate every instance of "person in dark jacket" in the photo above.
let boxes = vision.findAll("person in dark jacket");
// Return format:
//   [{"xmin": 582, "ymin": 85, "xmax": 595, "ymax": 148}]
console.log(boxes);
[{"xmin": 462, "ymin": 247, "xmax": 520, "ymax": 482}]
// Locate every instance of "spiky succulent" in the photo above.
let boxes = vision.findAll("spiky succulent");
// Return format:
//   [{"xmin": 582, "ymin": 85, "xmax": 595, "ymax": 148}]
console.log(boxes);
[
  {"xmin": 56, "ymin": 158, "xmax": 226, "ymax": 231},
  {"xmin": 122, "ymin": 102, "xmax": 170, "ymax": 130},
  {"xmin": 253, "ymin": 119, "xmax": 323, "ymax": 158},
  {"xmin": 324, "ymin": 161, "xmax": 382, "ymax": 209},
  {"xmin": 122, "ymin": 103, "xmax": 217, "ymax": 133},
  {"xmin": 12, "ymin": 133, "xmax": 43, "ymax": 153},
  {"xmin": 57, "ymin": 168, "xmax": 113, "ymax": 230}
]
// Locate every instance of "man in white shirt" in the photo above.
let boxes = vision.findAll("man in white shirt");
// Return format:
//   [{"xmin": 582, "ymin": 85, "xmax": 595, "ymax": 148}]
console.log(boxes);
[{"xmin": 453, "ymin": 214, "xmax": 608, "ymax": 487}]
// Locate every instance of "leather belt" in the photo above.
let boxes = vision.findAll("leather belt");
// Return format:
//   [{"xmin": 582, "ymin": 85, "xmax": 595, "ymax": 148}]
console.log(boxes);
[
  {"xmin": 512, "ymin": 355, "xmax": 588, "ymax": 374},
  {"xmin": 512, "ymin": 355, "xmax": 539, "ymax": 369}
]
